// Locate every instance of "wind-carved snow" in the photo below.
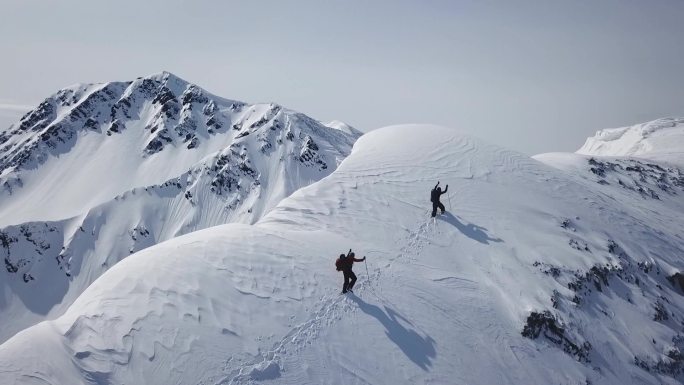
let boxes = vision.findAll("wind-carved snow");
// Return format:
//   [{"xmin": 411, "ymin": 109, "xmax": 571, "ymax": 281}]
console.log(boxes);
[
  {"xmin": 2, "ymin": 124, "xmax": 684, "ymax": 384},
  {"xmin": 577, "ymin": 117, "xmax": 684, "ymax": 166},
  {"xmin": 0, "ymin": 72, "xmax": 361, "ymax": 343}
]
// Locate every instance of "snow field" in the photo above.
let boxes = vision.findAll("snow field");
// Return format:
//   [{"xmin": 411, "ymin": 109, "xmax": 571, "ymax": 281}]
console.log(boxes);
[{"xmin": 1, "ymin": 124, "xmax": 684, "ymax": 384}]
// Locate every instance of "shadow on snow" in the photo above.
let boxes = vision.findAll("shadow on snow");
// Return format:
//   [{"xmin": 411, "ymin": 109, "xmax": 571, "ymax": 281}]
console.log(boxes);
[
  {"xmin": 438, "ymin": 212, "xmax": 503, "ymax": 245},
  {"xmin": 349, "ymin": 294, "xmax": 436, "ymax": 371}
]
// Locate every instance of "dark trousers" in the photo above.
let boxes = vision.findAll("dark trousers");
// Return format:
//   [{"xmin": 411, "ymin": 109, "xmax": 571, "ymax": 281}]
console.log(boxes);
[
  {"xmin": 343, "ymin": 269, "xmax": 357, "ymax": 292},
  {"xmin": 431, "ymin": 201, "xmax": 445, "ymax": 217}
]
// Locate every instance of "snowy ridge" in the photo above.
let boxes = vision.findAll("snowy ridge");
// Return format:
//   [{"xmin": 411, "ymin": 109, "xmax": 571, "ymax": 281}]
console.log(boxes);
[
  {"xmin": 0, "ymin": 71, "xmax": 361, "ymax": 225},
  {"xmin": 1, "ymin": 125, "xmax": 684, "ymax": 384},
  {"xmin": 0, "ymin": 73, "xmax": 361, "ymax": 343},
  {"xmin": 577, "ymin": 117, "xmax": 684, "ymax": 166}
]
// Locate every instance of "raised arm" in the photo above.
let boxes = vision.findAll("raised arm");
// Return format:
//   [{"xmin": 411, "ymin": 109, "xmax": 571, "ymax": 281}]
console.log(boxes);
[
  {"xmin": 441, "ymin": 184, "xmax": 448, "ymax": 194},
  {"xmin": 434, "ymin": 181, "xmax": 440, "ymax": 190}
]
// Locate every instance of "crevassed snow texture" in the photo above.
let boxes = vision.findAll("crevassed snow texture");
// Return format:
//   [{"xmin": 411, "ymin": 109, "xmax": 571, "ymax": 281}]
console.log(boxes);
[{"xmin": 1, "ymin": 124, "xmax": 683, "ymax": 385}]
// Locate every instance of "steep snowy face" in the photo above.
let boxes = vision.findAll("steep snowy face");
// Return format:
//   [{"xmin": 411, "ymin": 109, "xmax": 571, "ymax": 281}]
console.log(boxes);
[
  {"xmin": 0, "ymin": 71, "xmax": 360, "ymax": 225},
  {"xmin": 0, "ymin": 72, "xmax": 361, "ymax": 343},
  {"xmin": 577, "ymin": 117, "xmax": 684, "ymax": 166},
  {"xmin": 2, "ymin": 125, "xmax": 683, "ymax": 385}
]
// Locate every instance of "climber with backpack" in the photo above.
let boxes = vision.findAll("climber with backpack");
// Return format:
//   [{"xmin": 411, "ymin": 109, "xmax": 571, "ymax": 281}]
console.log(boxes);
[
  {"xmin": 335, "ymin": 249, "xmax": 366, "ymax": 294},
  {"xmin": 430, "ymin": 181, "xmax": 448, "ymax": 217}
]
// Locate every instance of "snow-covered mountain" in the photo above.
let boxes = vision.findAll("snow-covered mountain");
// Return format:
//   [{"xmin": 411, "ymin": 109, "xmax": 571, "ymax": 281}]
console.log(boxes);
[
  {"xmin": 576, "ymin": 117, "xmax": 684, "ymax": 166},
  {"xmin": 2, "ymin": 121, "xmax": 684, "ymax": 385},
  {"xmin": 535, "ymin": 117, "xmax": 684, "ymax": 218},
  {"xmin": 0, "ymin": 71, "xmax": 359, "ymax": 224},
  {"xmin": 0, "ymin": 72, "xmax": 361, "ymax": 343}
]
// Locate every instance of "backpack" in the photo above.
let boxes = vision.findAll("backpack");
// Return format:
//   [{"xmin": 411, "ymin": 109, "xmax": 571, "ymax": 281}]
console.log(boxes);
[
  {"xmin": 430, "ymin": 188, "xmax": 438, "ymax": 203},
  {"xmin": 335, "ymin": 256, "xmax": 344, "ymax": 271}
]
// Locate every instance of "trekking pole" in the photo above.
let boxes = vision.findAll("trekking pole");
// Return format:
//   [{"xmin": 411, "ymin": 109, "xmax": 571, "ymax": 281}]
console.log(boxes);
[
  {"xmin": 448, "ymin": 193, "xmax": 452, "ymax": 211},
  {"xmin": 365, "ymin": 257, "xmax": 370, "ymax": 285}
]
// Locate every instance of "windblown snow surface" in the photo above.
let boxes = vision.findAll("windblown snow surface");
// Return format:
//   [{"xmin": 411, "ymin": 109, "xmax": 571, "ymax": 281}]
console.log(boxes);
[
  {"xmin": 0, "ymin": 72, "xmax": 360, "ymax": 344},
  {"xmin": 2, "ymin": 124, "xmax": 684, "ymax": 384},
  {"xmin": 577, "ymin": 117, "xmax": 684, "ymax": 167}
]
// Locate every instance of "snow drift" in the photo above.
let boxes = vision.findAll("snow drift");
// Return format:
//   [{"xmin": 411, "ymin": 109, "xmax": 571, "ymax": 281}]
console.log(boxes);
[{"xmin": 1, "ymin": 124, "xmax": 684, "ymax": 385}]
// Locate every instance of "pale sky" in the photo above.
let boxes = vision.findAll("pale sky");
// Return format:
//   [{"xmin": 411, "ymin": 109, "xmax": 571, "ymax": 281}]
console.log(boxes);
[{"xmin": 1, "ymin": 0, "xmax": 683, "ymax": 155}]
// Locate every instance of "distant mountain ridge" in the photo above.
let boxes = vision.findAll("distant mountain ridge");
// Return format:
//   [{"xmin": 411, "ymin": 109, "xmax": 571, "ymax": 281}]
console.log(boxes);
[
  {"xmin": 1, "ymin": 72, "xmax": 238, "ymax": 175},
  {"xmin": 0, "ymin": 71, "xmax": 361, "ymax": 343},
  {"xmin": 576, "ymin": 117, "xmax": 684, "ymax": 166}
]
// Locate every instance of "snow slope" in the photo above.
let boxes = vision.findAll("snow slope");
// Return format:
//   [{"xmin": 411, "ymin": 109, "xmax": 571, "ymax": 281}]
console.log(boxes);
[
  {"xmin": 0, "ymin": 72, "xmax": 360, "ymax": 343},
  {"xmin": 2, "ymin": 124, "xmax": 684, "ymax": 385},
  {"xmin": 577, "ymin": 117, "xmax": 684, "ymax": 166}
]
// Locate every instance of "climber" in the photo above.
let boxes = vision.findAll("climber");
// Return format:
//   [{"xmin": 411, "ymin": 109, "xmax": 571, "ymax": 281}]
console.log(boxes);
[
  {"xmin": 430, "ymin": 181, "xmax": 448, "ymax": 217},
  {"xmin": 335, "ymin": 249, "xmax": 366, "ymax": 293}
]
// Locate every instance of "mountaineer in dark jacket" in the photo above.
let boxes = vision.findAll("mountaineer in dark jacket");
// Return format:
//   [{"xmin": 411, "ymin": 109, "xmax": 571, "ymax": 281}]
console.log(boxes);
[
  {"xmin": 430, "ymin": 181, "xmax": 448, "ymax": 217},
  {"xmin": 335, "ymin": 250, "xmax": 366, "ymax": 293}
]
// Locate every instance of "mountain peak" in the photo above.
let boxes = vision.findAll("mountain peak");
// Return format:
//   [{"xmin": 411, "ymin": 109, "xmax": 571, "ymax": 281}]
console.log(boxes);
[
  {"xmin": 0, "ymin": 73, "xmax": 360, "ymax": 220},
  {"xmin": 323, "ymin": 120, "xmax": 362, "ymax": 136},
  {"xmin": 141, "ymin": 71, "xmax": 190, "ymax": 92},
  {"xmin": 145, "ymin": 70, "xmax": 179, "ymax": 80},
  {"xmin": 0, "ymin": 73, "xmax": 362, "ymax": 345}
]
